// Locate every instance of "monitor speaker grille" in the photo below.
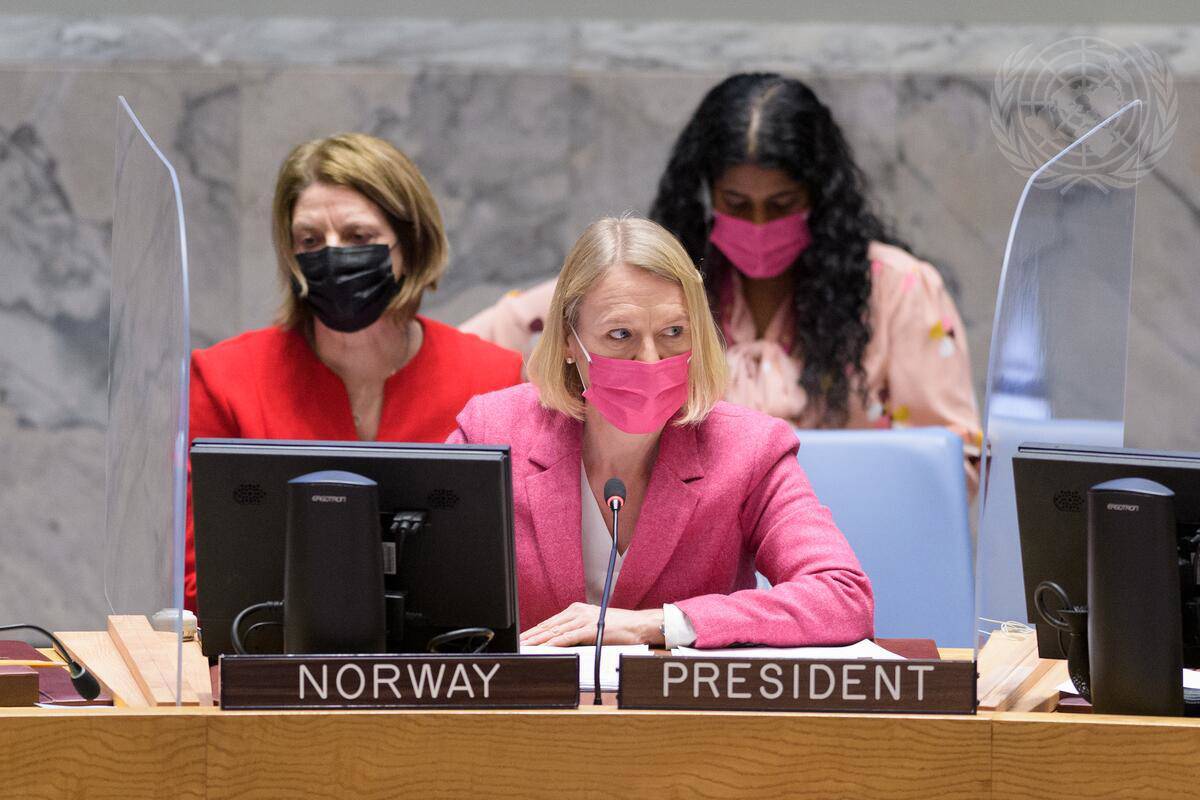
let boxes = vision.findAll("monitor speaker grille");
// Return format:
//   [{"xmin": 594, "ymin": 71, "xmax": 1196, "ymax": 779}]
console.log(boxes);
[
  {"xmin": 233, "ymin": 483, "xmax": 266, "ymax": 505},
  {"xmin": 427, "ymin": 488, "xmax": 459, "ymax": 510},
  {"xmin": 1053, "ymin": 489, "xmax": 1084, "ymax": 513}
]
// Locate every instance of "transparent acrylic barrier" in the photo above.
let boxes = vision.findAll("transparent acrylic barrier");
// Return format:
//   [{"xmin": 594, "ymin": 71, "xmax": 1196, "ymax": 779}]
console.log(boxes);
[
  {"xmin": 104, "ymin": 97, "xmax": 190, "ymax": 702},
  {"xmin": 975, "ymin": 101, "xmax": 1141, "ymax": 652}
]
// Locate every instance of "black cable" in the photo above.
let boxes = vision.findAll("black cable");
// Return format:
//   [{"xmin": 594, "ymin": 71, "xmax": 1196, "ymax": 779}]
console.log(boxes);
[
  {"xmin": 231, "ymin": 601, "xmax": 283, "ymax": 655},
  {"xmin": 1033, "ymin": 581, "xmax": 1074, "ymax": 632},
  {"xmin": 1033, "ymin": 581, "xmax": 1075, "ymax": 658},
  {"xmin": 427, "ymin": 627, "xmax": 494, "ymax": 654},
  {"xmin": 0, "ymin": 623, "xmax": 102, "ymax": 700},
  {"xmin": 388, "ymin": 511, "xmax": 428, "ymax": 577},
  {"xmin": 242, "ymin": 621, "xmax": 284, "ymax": 651}
]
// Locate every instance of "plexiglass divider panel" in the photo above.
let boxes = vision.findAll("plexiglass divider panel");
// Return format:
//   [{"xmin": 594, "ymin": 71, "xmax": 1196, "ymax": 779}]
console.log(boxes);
[
  {"xmin": 974, "ymin": 101, "xmax": 1141, "ymax": 654},
  {"xmin": 104, "ymin": 97, "xmax": 190, "ymax": 703}
]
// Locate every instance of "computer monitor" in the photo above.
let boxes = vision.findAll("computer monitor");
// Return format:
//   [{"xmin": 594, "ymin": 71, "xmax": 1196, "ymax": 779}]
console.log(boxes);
[
  {"xmin": 1013, "ymin": 442, "xmax": 1200, "ymax": 664},
  {"xmin": 191, "ymin": 438, "xmax": 518, "ymax": 658}
]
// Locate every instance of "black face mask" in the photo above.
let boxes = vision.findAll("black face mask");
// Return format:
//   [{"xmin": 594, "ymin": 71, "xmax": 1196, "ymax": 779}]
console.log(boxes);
[{"xmin": 292, "ymin": 244, "xmax": 403, "ymax": 333}]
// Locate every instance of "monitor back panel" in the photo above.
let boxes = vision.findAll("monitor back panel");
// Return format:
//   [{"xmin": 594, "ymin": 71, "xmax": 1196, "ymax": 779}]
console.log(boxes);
[
  {"xmin": 192, "ymin": 439, "xmax": 516, "ymax": 657},
  {"xmin": 1014, "ymin": 444, "xmax": 1200, "ymax": 658}
]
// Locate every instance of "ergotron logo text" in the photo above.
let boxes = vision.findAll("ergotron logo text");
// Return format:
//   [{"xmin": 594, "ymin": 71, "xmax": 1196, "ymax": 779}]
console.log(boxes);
[
  {"xmin": 1107, "ymin": 503, "xmax": 1140, "ymax": 512},
  {"xmin": 311, "ymin": 495, "xmax": 348, "ymax": 504}
]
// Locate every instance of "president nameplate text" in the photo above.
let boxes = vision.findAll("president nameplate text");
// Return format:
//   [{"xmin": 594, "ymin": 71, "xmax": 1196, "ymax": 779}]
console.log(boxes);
[{"xmin": 618, "ymin": 656, "xmax": 976, "ymax": 714}]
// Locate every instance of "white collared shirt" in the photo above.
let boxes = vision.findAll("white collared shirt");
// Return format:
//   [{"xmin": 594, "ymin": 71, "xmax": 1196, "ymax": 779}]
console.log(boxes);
[{"xmin": 580, "ymin": 463, "xmax": 696, "ymax": 647}]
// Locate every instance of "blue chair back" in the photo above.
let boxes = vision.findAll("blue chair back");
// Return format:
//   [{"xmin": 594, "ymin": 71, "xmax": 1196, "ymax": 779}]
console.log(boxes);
[{"xmin": 793, "ymin": 427, "xmax": 974, "ymax": 648}]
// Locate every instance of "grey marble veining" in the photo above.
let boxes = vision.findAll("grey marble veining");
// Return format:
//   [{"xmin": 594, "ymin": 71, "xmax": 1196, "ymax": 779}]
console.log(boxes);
[
  {"xmin": 0, "ymin": 73, "xmax": 115, "ymax": 629},
  {"xmin": 4, "ymin": 16, "xmax": 1200, "ymax": 76},
  {"xmin": 565, "ymin": 72, "xmax": 719, "ymax": 254},
  {"xmin": 0, "ymin": 68, "xmax": 245, "ymax": 629},
  {"xmin": 212, "ymin": 19, "xmax": 573, "ymax": 69},
  {"xmin": 0, "ymin": 407, "xmax": 108, "ymax": 632},
  {"xmin": 105, "ymin": 97, "xmax": 190, "ymax": 618},
  {"xmin": 888, "ymin": 74, "xmax": 1029, "ymax": 393},
  {"xmin": 172, "ymin": 81, "xmax": 242, "ymax": 350},
  {"xmin": 574, "ymin": 22, "xmax": 1200, "ymax": 76},
  {"xmin": 0, "ymin": 16, "xmax": 574, "ymax": 69},
  {"xmin": 0, "ymin": 69, "xmax": 244, "ymax": 435},
  {"xmin": 0, "ymin": 78, "xmax": 111, "ymax": 430},
  {"xmin": 1124, "ymin": 81, "xmax": 1200, "ymax": 452}
]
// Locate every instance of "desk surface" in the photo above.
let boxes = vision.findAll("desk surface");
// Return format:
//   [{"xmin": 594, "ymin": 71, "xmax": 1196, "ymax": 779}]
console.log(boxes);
[
  {"xmin": 3, "ymin": 646, "xmax": 1195, "ymax": 800},
  {"xmin": 4, "ymin": 702, "xmax": 1200, "ymax": 799}
]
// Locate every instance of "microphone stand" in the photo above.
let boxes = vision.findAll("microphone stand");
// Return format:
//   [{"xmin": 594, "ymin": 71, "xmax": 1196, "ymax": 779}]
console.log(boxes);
[
  {"xmin": 594, "ymin": 501, "xmax": 620, "ymax": 705},
  {"xmin": 0, "ymin": 623, "xmax": 102, "ymax": 700}
]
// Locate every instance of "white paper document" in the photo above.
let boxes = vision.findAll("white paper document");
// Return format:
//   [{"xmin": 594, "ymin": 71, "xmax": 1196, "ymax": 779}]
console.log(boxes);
[
  {"xmin": 671, "ymin": 639, "xmax": 906, "ymax": 661},
  {"xmin": 1056, "ymin": 669, "xmax": 1200, "ymax": 696},
  {"xmin": 520, "ymin": 643, "xmax": 651, "ymax": 691}
]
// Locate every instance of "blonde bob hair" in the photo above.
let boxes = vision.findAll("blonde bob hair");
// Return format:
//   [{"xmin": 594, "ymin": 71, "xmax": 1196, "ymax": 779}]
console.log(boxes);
[
  {"xmin": 272, "ymin": 133, "xmax": 449, "ymax": 329},
  {"xmin": 528, "ymin": 216, "xmax": 728, "ymax": 425}
]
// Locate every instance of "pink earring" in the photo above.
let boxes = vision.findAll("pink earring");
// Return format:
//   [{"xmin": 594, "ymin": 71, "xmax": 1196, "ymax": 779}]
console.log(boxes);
[{"xmin": 566, "ymin": 357, "xmax": 575, "ymax": 364}]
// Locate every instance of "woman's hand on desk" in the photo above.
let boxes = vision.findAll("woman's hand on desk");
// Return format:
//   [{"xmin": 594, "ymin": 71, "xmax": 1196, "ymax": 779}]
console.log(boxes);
[{"xmin": 520, "ymin": 603, "xmax": 665, "ymax": 647}]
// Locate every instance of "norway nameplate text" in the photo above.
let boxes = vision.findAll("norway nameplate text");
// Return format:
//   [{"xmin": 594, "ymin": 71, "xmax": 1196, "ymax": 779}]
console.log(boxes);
[{"xmin": 220, "ymin": 654, "xmax": 579, "ymax": 710}]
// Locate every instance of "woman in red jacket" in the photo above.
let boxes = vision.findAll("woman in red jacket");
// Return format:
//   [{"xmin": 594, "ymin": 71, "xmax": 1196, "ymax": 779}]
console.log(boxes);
[{"xmin": 186, "ymin": 133, "xmax": 523, "ymax": 608}]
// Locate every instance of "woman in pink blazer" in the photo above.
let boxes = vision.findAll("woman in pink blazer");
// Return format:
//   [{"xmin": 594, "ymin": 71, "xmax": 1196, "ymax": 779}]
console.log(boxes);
[{"xmin": 449, "ymin": 217, "xmax": 873, "ymax": 649}]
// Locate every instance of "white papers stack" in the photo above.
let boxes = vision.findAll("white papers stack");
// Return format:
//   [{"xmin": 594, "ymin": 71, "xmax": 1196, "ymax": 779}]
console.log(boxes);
[
  {"xmin": 520, "ymin": 643, "xmax": 651, "ymax": 691},
  {"xmin": 1056, "ymin": 669, "xmax": 1200, "ymax": 696},
  {"xmin": 671, "ymin": 639, "xmax": 906, "ymax": 661},
  {"xmin": 520, "ymin": 640, "xmax": 901, "ymax": 691}
]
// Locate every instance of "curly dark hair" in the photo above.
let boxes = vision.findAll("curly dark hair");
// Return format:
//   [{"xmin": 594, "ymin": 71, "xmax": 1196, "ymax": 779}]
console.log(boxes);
[{"xmin": 649, "ymin": 73, "xmax": 901, "ymax": 426}]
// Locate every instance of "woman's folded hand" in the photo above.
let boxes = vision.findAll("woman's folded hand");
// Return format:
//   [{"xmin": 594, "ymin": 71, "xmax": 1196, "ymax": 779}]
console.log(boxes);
[{"xmin": 519, "ymin": 602, "xmax": 664, "ymax": 647}]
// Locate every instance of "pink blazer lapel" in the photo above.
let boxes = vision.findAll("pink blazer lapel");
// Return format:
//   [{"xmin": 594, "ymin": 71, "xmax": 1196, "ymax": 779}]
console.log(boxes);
[
  {"xmin": 610, "ymin": 423, "xmax": 705, "ymax": 610},
  {"xmin": 525, "ymin": 413, "xmax": 586, "ymax": 611}
]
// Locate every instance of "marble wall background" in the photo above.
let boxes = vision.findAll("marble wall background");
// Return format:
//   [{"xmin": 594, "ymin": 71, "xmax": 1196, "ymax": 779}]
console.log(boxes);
[{"xmin": 1, "ymin": 16, "xmax": 1198, "ymax": 631}]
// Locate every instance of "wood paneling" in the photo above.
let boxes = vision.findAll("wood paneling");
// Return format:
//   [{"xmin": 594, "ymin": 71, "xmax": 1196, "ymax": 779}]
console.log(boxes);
[
  {"xmin": 0, "ymin": 709, "xmax": 206, "ymax": 800},
  {"xmin": 205, "ymin": 709, "xmax": 990, "ymax": 800},
  {"xmin": 57, "ymin": 630, "xmax": 149, "ymax": 707},
  {"xmin": 59, "ymin": 631, "xmax": 213, "ymax": 708},
  {"xmin": 10, "ymin": 702, "xmax": 1200, "ymax": 799},
  {"xmin": 992, "ymin": 713, "xmax": 1200, "ymax": 800},
  {"xmin": 108, "ymin": 616, "xmax": 199, "ymax": 706}
]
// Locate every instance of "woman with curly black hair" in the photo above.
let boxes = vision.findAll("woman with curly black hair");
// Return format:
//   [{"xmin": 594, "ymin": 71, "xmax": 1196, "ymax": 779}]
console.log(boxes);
[{"xmin": 464, "ymin": 72, "xmax": 981, "ymax": 489}]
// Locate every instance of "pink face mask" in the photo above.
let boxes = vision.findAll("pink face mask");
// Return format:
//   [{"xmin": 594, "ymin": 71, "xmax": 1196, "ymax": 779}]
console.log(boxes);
[
  {"xmin": 571, "ymin": 326, "xmax": 691, "ymax": 435},
  {"xmin": 709, "ymin": 210, "xmax": 812, "ymax": 279}
]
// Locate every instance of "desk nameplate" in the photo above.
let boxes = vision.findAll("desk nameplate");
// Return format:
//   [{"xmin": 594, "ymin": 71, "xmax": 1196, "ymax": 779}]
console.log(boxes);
[
  {"xmin": 220, "ymin": 654, "xmax": 579, "ymax": 710},
  {"xmin": 0, "ymin": 666, "xmax": 39, "ymax": 707},
  {"xmin": 618, "ymin": 656, "xmax": 977, "ymax": 714}
]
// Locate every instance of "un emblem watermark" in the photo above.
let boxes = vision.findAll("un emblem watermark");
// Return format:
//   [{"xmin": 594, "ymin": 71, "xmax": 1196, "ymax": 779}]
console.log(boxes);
[{"xmin": 990, "ymin": 37, "xmax": 1177, "ymax": 190}]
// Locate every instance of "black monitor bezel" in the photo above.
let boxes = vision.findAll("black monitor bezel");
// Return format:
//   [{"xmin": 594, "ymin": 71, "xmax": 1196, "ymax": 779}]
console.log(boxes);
[
  {"xmin": 191, "ymin": 437, "xmax": 518, "ymax": 658},
  {"xmin": 1013, "ymin": 441, "xmax": 1200, "ymax": 662}
]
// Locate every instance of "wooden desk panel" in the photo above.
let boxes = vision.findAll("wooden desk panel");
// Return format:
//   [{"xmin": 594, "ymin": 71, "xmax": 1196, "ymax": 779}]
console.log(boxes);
[
  {"xmin": 992, "ymin": 712, "xmax": 1200, "ymax": 800},
  {"xmin": 13, "ymin": 704, "xmax": 1200, "ymax": 799},
  {"xmin": 206, "ymin": 709, "xmax": 990, "ymax": 800},
  {"xmin": 0, "ymin": 709, "xmax": 206, "ymax": 800}
]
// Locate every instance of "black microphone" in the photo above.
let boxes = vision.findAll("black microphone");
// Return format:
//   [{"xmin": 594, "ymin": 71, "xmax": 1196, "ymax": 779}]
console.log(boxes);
[
  {"xmin": 605, "ymin": 478, "xmax": 626, "ymax": 513},
  {"xmin": 0, "ymin": 624, "xmax": 102, "ymax": 701},
  {"xmin": 594, "ymin": 478, "xmax": 626, "ymax": 705}
]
